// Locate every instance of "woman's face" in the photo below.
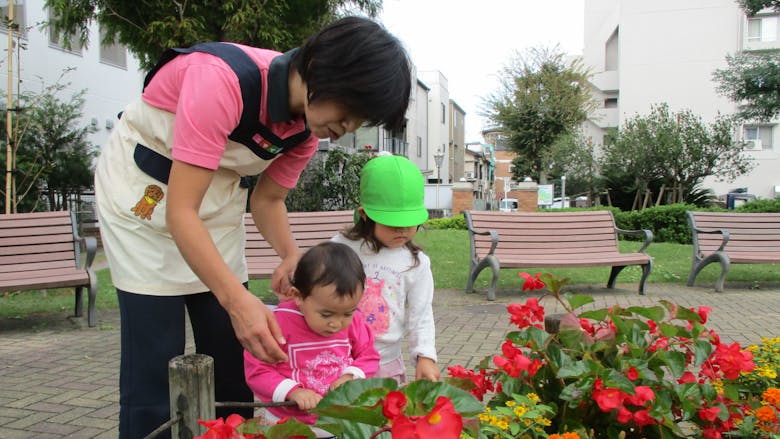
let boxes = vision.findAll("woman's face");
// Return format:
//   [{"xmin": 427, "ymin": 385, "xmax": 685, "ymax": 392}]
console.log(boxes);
[{"xmin": 304, "ymin": 99, "xmax": 364, "ymax": 140}]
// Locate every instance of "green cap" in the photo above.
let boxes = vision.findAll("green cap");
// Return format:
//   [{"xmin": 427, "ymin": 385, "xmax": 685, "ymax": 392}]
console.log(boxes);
[{"xmin": 360, "ymin": 154, "xmax": 429, "ymax": 227}]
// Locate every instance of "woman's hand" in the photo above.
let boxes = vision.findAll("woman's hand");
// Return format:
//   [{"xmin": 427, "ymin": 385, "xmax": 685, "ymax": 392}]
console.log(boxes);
[
  {"xmin": 226, "ymin": 290, "xmax": 288, "ymax": 363},
  {"xmin": 271, "ymin": 254, "xmax": 300, "ymax": 300}
]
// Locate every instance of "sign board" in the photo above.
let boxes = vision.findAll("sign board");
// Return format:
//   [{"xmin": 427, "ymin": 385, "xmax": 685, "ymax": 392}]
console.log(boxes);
[{"xmin": 538, "ymin": 184, "xmax": 554, "ymax": 206}]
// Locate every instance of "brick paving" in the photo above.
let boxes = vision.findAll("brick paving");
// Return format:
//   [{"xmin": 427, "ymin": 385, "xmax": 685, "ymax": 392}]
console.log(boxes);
[{"xmin": 1, "ymin": 282, "xmax": 779, "ymax": 437}]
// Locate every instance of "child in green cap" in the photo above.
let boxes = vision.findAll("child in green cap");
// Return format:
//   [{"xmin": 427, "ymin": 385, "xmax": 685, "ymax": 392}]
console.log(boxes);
[{"xmin": 332, "ymin": 153, "xmax": 440, "ymax": 383}]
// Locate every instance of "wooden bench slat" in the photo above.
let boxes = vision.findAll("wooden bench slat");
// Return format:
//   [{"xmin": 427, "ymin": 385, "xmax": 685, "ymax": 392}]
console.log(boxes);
[
  {"xmin": 465, "ymin": 210, "xmax": 653, "ymax": 300},
  {"xmin": 0, "ymin": 242, "xmax": 75, "ymax": 256},
  {"xmin": 0, "ymin": 210, "xmax": 98, "ymax": 326},
  {"xmin": 0, "ymin": 260, "xmax": 77, "ymax": 274},
  {"xmin": 245, "ymin": 210, "xmax": 354, "ymax": 280},
  {"xmin": 0, "ymin": 251, "xmax": 77, "ymax": 266}
]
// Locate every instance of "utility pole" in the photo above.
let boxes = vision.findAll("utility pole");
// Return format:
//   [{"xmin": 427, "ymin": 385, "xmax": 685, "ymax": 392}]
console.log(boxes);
[{"xmin": 5, "ymin": 0, "xmax": 14, "ymax": 213}]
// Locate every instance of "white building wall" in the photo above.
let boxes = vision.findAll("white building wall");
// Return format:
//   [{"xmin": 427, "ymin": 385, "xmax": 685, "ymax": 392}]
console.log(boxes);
[
  {"xmin": 1, "ymin": 0, "xmax": 143, "ymax": 151},
  {"xmin": 406, "ymin": 77, "xmax": 430, "ymax": 174},
  {"xmin": 583, "ymin": 0, "xmax": 780, "ymax": 199},
  {"xmin": 419, "ymin": 70, "xmax": 450, "ymax": 183}
]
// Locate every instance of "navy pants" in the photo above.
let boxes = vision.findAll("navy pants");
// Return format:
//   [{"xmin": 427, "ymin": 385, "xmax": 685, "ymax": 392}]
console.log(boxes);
[{"xmin": 117, "ymin": 289, "xmax": 253, "ymax": 439}]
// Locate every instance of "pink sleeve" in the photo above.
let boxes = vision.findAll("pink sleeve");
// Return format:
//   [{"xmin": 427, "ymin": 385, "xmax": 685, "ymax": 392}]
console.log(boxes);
[
  {"xmin": 263, "ymin": 134, "xmax": 319, "ymax": 188},
  {"xmin": 348, "ymin": 311, "xmax": 381, "ymax": 378},
  {"xmin": 170, "ymin": 62, "xmax": 243, "ymax": 170},
  {"xmin": 243, "ymin": 349, "xmax": 294, "ymax": 400}
]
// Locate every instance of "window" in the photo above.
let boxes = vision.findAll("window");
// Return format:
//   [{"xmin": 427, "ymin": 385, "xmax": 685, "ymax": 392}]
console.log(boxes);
[
  {"xmin": 416, "ymin": 136, "xmax": 422, "ymax": 157},
  {"xmin": 744, "ymin": 125, "xmax": 774, "ymax": 149},
  {"xmin": 99, "ymin": 26, "xmax": 126, "ymax": 68},
  {"xmin": 441, "ymin": 103, "xmax": 446, "ymax": 124},
  {"xmin": 48, "ymin": 7, "xmax": 83, "ymax": 54},
  {"xmin": 604, "ymin": 98, "xmax": 618, "ymax": 108},
  {"xmin": 1, "ymin": 0, "xmax": 26, "ymax": 37},
  {"xmin": 748, "ymin": 15, "xmax": 778, "ymax": 42}
]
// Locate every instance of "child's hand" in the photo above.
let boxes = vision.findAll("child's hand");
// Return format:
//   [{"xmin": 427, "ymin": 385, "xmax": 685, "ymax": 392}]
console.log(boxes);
[
  {"xmin": 288, "ymin": 388, "xmax": 322, "ymax": 411},
  {"xmin": 329, "ymin": 373, "xmax": 355, "ymax": 391},
  {"xmin": 415, "ymin": 357, "xmax": 440, "ymax": 381}
]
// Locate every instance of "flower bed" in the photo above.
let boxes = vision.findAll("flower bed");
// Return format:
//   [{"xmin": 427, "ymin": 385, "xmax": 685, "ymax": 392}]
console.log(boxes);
[{"xmin": 197, "ymin": 272, "xmax": 779, "ymax": 439}]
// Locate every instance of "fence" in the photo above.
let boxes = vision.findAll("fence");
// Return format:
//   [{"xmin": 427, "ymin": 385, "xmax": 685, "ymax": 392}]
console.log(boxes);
[{"xmin": 145, "ymin": 354, "xmax": 295, "ymax": 439}]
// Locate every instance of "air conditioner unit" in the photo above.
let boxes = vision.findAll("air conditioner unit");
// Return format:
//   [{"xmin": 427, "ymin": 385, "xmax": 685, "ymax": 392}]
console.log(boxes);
[
  {"xmin": 744, "ymin": 139, "xmax": 763, "ymax": 151},
  {"xmin": 465, "ymin": 171, "xmax": 475, "ymax": 179}
]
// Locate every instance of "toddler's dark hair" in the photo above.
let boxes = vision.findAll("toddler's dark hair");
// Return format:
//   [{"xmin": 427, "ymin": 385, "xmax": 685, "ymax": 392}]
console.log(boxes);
[
  {"xmin": 342, "ymin": 216, "xmax": 421, "ymax": 268},
  {"xmin": 292, "ymin": 241, "xmax": 366, "ymax": 299},
  {"xmin": 294, "ymin": 16, "xmax": 412, "ymax": 132}
]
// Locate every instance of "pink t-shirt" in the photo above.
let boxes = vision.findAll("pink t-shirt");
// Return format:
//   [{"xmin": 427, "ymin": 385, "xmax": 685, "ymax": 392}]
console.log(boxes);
[{"xmin": 141, "ymin": 44, "xmax": 317, "ymax": 188}]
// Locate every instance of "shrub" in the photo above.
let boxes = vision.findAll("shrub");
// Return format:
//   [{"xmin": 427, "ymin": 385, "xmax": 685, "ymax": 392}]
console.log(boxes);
[{"xmin": 425, "ymin": 214, "xmax": 466, "ymax": 230}]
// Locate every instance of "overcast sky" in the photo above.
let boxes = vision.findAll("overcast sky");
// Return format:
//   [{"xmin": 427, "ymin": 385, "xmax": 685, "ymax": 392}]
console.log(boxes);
[{"xmin": 379, "ymin": 0, "xmax": 585, "ymax": 143}]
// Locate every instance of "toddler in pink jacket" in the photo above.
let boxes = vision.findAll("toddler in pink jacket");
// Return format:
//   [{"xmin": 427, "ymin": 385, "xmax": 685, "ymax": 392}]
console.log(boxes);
[{"xmin": 244, "ymin": 241, "xmax": 379, "ymax": 434}]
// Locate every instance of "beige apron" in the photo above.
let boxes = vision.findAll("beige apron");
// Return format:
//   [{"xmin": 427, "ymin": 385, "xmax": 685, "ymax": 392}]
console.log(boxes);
[{"xmin": 95, "ymin": 98, "xmax": 275, "ymax": 295}]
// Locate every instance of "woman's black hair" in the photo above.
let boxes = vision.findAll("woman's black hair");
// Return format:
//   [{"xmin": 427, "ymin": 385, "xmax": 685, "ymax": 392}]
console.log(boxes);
[
  {"xmin": 291, "ymin": 241, "xmax": 366, "ymax": 299},
  {"xmin": 342, "ymin": 215, "xmax": 421, "ymax": 268},
  {"xmin": 294, "ymin": 16, "xmax": 412, "ymax": 131}
]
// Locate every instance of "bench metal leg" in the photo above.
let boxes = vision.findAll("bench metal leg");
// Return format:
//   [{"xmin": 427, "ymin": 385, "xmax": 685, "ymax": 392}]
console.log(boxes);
[
  {"xmin": 87, "ymin": 272, "xmax": 98, "ymax": 327},
  {"xmin": 687, "ymin": 253, "xmax": 730, "ymax": 292},
  {"xmin": 608, "ymin": 261, "xmax": 653, "ymax": 295},
  {"xmin": 607, "ymin": 266, "xmax": 625, "ymax": 289},
  {"xmin": 74, "ymin": 286, "xmax": 84, "ymax": 318},
  {"xmin": 638, "ymin": 260, "xmax": 653, "ymax": 295},
  {"xmin": 465, "ymin": 256, "xmax": 500, "ymax": 301}
]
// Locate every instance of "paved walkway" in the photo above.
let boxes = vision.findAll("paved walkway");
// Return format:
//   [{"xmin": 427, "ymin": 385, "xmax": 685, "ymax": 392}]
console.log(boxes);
[{"xmin": 1, "ymin": 282, "xmax": 779, "ymax": 438}]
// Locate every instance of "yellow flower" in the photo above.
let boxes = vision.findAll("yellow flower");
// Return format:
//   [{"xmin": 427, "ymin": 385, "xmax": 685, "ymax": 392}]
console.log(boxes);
[
  {"xmin": 505, "ymin": 400, "xmax": 516, "ymax": 407},
  {"xmin": 527, "ymin": 393, "xmax": 540, "ymax": 402},
  {"xmin": 513, "ymin": 405, "xmax": 528, "ymax": 417},
  {"xmin": 535, "ymin": 416, "xmax": 552, "ymax": 426}
]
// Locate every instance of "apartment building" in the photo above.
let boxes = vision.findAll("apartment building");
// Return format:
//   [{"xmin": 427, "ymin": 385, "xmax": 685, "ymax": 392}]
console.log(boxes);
[
  {"xmin": 1, "ymin": 0, "xmax": 144, "ymax": 150},
  {"xmin": 583, "ymin": 0, "xmax": 780, "ymax": 198}
]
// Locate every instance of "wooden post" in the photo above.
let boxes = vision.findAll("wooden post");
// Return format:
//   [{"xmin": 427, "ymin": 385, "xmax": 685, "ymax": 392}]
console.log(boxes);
[{"xmin": 169, "ymin": 354, "xmax": 215, "ymax": 438}]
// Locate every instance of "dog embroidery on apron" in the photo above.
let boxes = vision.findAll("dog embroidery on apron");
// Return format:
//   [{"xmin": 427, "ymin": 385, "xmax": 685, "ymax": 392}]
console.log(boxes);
[{"xmin": 131, "ymin": 184, "xmax": 164, "ymax": 220}]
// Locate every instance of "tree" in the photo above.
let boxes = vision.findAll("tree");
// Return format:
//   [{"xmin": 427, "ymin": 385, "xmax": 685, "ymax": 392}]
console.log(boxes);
[
  {"xmin": 713, "ymin": 0, "xmax": 780, "ymax": 122},
  {"xmin": 483, "ymin": 46, "xmax": 596, "ymax": 182},
  {"xmin": 600, "ymin": 103, "xmax": 752, "ymax": 210},
  {"xmin": 44, "ymin": 0, "xmax": 382, "ymax": 70},
  {"xmin": 0, "ymin": 85, "xmax": 97, "ymax": 213},
  {"xmin": 285, "ymin": 147, "xmax": 369, "ymax": 212}
]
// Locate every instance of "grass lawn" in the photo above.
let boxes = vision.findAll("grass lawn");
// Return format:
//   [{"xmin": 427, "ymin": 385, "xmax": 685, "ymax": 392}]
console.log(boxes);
[{"xmin": 3, "ymin": 228, "xmax": 779, "ymax": 319}]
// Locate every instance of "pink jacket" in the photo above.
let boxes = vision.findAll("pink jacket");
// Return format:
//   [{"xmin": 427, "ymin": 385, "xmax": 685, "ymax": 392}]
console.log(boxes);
[{"xmin": 244, "ymin": 301, "xmax": 380, "ymax": 424}]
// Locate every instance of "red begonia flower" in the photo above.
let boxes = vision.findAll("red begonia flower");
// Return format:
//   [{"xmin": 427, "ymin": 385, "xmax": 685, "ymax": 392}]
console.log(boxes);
[
  {"xmin": 698, "ymin": 406, "xmax": 721, "ymax": 422},
  {"xmin": 196, "ymin": 414, "xmax": 246, "ymax": 439},
  {"xmin": 592, "ymin": 387, "xmax": 625, "ymax": 412},
  {"xmin": 518, "ymin": 272, "xmax": 545, "ymax": 290},
  {"xmin": 383, "ymin": 391, "xmax": 408, "ymax": 420},
  {"xmin": 390, "ymin": 396, "xmax": 463, "ymax": 439}
]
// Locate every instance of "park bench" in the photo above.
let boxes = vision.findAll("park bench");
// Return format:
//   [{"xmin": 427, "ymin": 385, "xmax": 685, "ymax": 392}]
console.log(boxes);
[
  {"xmin": 0, "ymin": 210, "xmax": 98, "ymax": 326},
  {"xmin": 244, "ymin": 210, "xmax": 355, "ymax": 280},
  {"xmin": 687, "ymin": 211, "xmax": 780, "ymax": 292},
  {"xmin": 464, "ymin": 210, "xmax": 653, "ymax": 300}
]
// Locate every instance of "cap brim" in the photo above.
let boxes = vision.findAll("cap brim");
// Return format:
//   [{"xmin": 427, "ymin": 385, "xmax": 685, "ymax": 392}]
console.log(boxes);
[{"xmin": 363, "ymin": 207, "xmax": 429, "ymax": 228}]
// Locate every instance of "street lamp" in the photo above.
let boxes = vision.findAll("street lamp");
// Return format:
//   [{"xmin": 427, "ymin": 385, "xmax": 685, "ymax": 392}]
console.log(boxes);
[
  {"xmin": 433, "ymin": 149, "xmax": 445, "ymax": 210},
  {"xmin": 433, "ymin": 149, "xmax": 445, "ymax": 183},
  {"xmin": 561, "ymin": 175, "xmax": 567, "ymax": 208}
]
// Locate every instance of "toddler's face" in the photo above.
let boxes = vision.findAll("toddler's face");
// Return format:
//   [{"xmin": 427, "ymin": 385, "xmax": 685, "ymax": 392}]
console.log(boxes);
[
  {"xmin": 374, "ymin": 223, "xmax": 419, "ymax": 249},
  {"xmin": 295, "ymin": 283, "xmax": 362, "ymax": 337}
]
